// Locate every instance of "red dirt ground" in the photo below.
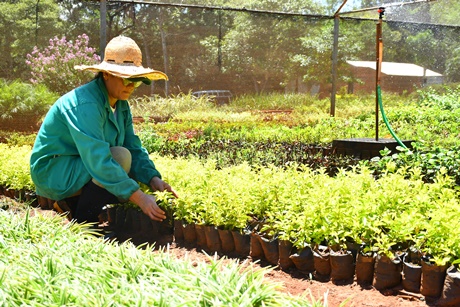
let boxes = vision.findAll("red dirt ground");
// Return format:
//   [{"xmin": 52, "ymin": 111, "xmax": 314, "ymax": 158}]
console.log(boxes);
[{"xmin": 154, "ymin": 242, "xmax": 432, "ymax": 307}]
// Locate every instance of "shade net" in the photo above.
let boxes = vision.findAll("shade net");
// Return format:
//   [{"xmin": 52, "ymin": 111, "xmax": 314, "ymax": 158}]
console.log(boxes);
[{"xmin": 1, "ymin": 0, "xmax": 459, "ymax": 99}]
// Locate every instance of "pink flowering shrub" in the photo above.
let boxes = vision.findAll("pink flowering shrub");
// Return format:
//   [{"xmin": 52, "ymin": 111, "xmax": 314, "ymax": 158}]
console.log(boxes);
[{"xmin": 26, "ymin": 34, "xmax": 100, "ymax": 95}]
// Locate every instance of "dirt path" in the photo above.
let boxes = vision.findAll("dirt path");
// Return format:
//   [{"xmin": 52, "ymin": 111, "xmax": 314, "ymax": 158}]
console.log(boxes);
[{"xmin": 153, "ymin": 242, "xmax": 430, "ymax": 307}]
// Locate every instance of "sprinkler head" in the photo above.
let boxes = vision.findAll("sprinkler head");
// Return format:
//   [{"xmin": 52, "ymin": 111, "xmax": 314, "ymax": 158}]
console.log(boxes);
[{"xmin": 378, "ymin": 7, "xmax": 385, "ymax": 19}]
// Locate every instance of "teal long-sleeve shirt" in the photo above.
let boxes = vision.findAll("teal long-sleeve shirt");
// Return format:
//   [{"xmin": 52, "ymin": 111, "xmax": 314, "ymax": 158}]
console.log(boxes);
[{"xmin": 30, "ymin": 77, "xmax": 161, "ymax": 201}]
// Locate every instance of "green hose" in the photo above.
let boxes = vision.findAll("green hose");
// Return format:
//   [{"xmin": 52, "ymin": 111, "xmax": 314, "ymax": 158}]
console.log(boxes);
[{"xmin": 377, "ymin": 85, "xmax": 407, "ymax": 149}]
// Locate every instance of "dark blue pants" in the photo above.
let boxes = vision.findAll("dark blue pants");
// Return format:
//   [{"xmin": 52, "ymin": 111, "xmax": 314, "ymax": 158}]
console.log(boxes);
[{"xmin": 73, "ymin": 181, "xmax": 119, "ymax": 223}]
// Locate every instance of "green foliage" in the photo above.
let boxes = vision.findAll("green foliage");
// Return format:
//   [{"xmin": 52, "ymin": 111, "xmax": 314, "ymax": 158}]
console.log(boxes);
[
  {"xmin": 416, "ymin": 85, "xmax": 460, "ymax": 110},
  {"xmin": 0, "ymin": 132, "xmax": 36, "ymax": 147},
  {"xmin": 369, "ymin": 143, "xmax": 460, "ymax": 185},
  {"xmin": 0, "ymin": 206, "xmax": 313, "ymax": 306},
  {"xmin": 130, "ymin": 92, "xmax": 214, "ymax": 120},
  {"xmin": 229, "ymin": 92, "xmax": 322, "ymax": 112},
  {"xmin": 150, "ymin": 153, "xmax": 460, "ymax": 265},
  {"xmin": 0, "ymin": 144, "xmax": 34, "ymax": 191},
  {"xmin": 0, "ymin": 0, "xmax": 62, "ymax": 79},
  {"xmin": 1, "ymin": 141, "xmax": 460, "ymax": 267},
  {"xmin": 140, "ymin": 131, "xmax": 358, "ymax": 173},
  {"xmin": 0, "ymin": 79, "xmax": 57, "ymax": 120},
  {"xmin": 132, "ymin": 88, "xmax": 460, "ymax": 186}
]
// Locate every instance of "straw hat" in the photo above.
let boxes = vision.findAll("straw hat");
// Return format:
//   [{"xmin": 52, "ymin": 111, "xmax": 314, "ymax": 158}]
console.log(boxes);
[{"xmin": 74, "ymin": 36, "xmax": 168, "ymax": 83}]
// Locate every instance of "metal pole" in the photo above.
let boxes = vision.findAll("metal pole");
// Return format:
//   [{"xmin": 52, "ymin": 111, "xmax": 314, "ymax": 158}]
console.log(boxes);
[
  {"xmin": 329, "ymin": 0, "xmax": 348, "ymax": 117},
  {"xmin": 35, "ymin": 0, "xmax": 40, "ymax": 47},
  {"xmin": 100, "ymin": 0, "xmax": 107, "ymax": 59},
  {"xmin": 217, "ymin": 10, "xmax": 222, "ymax": 72},
  {"xmin": 330, "ymin": 16, "xmax": 339, "ymax": 117},
  {"xmin": 375, "ymin": 7, "xmax": 384, "ymax": 141}
]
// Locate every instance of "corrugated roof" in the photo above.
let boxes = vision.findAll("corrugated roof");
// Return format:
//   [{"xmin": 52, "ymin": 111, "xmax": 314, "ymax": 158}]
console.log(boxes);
[{"xmin": 347, "ymin": 61, "xmax": 443, "ymax": 77}]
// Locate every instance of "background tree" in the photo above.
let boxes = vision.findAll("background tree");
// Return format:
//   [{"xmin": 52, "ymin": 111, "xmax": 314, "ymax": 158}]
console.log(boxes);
[
  {"xmin": 57, "ymin": 0, "xmax": 100, "ymax": 40},
  {"xmin": 134, "ymin": 4, "xmax": 210, "ymax": 96},
  {"xmin": 0, "ymin": 0, "xmax": 62, "ymax": 80},
  {"xmin": 2, "ymin": 0, "xmax": 459, "ymax": 97}
]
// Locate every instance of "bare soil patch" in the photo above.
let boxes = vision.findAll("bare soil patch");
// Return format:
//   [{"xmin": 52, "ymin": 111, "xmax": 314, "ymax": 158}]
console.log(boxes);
[{"xmin": 154, "ymin": 243, "xmax": 431, "ymax": 307}]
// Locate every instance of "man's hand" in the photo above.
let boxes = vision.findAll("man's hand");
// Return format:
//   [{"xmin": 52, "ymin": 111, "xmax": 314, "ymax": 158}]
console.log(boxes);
[
  {"xmin": 149, "ymin": 177, "xmax": 178, "ymax": 198},
  {"xmin": 129, "ymin": 189, "xmax": 166, "ymax": 221}
]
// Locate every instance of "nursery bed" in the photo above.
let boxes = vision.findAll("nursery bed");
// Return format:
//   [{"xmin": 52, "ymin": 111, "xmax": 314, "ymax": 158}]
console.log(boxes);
[{"xmin": 2, "ymin": 196, "xmax": 432, "ymax": 307}]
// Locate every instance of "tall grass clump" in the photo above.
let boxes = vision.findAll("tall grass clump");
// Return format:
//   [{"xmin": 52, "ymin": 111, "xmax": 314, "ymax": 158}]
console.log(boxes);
[
  {"xmin": 229, "ymin": 92, "xmax": 321, "ymax": 111},
  {"xmin": 130, "ymin": 93, "xmax": 214, "ymax": 120},
  {"xmin": 0, "ymin": 205, "xmax": 320, "ymax": 307}
]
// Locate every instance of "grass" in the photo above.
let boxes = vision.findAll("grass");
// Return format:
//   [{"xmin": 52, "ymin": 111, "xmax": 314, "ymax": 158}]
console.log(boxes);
[
  {"xmin": 129, "ymin": 88, "xmax": 460, "ymax": 148},
  {"xmin": 0, "ymin": 200, "xmax": 321, "ymax": 307},
  {"xmin": 4, "ymin": 85, "xmax": 460, "ymax": 149}
]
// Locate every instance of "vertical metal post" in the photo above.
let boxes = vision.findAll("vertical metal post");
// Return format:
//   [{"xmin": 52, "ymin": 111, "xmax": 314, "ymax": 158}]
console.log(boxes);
[
  {"xmin": 35, "ymin": 0, "xmax": 40, "ymax": 47},
  {"xmin": 375, "ymin": 7, "xmax": 384, "ymax": 141},
  {"xmin": 217, "ymin": 10, "xmax": 223, "ymax": 72},
  {"xmin": 330, "ymin": 16, "xmax": 339, "ymax": 117},
  {"xmin": 100, "ymin": 0, "xmax": 107, "ymax": 59}
]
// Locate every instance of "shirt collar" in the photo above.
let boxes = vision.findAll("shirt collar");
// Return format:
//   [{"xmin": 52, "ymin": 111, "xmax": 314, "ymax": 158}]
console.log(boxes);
[{"xmin": 95, "ymin": 76, "xmax": 129, "ymax": 113}]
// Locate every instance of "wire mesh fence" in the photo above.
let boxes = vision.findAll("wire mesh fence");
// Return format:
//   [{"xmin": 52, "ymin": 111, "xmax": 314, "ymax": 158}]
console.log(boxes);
[{"xmin": 1, "ymin": 0, "xmax": 459, "ymax": 100}]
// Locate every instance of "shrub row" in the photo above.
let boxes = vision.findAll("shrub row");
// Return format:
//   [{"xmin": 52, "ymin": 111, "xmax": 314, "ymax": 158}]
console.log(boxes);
[
  {"xmin": 1, "ymin": 143, "xmax": 459, "ymax": 268},
  {"xmin": 152, "ymin": 154, "xmax": 460, "ymax": 267},
  {"xmin": 0, "ymin": 79, "xmax": 57, "ymax": 131}
]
